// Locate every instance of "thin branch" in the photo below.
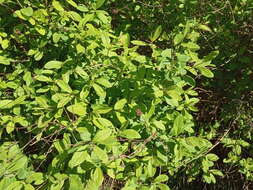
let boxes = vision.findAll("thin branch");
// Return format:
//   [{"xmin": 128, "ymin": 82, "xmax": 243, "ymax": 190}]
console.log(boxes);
[{"xmin": 110, "ymin": 132, "xmax": 157, "ymax": 160}]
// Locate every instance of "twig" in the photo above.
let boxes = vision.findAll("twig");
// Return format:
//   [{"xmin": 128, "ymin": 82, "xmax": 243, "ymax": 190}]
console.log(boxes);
[
  {"xmin": 110, "ymin": 132, "xmax": 157, "ymax": 160},
  {"xmin": 177, "ymin": 114, "xmax": 239, "ymax": 170},
  {"xmin": 136, "ymin": 1, "xmax": 163, "ymax": 8}
]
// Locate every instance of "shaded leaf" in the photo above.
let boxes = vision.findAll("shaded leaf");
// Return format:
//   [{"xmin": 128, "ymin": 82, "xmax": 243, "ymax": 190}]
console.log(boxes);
[
  {"xmin": 96, "ymin": 0, "xmax": 106, "ymax": 9},
  {"xmin": 150, "ymin": 25, "xmax": 162, "ymax": 42}
]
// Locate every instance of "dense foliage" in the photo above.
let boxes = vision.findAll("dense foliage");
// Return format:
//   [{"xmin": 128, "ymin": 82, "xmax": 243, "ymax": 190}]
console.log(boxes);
[{"xmin": 0, "ymin": 0, "xmax": 252, "ymax": 189}]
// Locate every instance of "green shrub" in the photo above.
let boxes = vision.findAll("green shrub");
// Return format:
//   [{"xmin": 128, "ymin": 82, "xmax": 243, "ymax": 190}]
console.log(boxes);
[{"xmin": 1, "ymin": 0, "xmax": 252, "ymax": 189}]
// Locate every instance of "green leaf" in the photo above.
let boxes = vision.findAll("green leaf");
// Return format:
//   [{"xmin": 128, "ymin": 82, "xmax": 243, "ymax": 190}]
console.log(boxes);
[
  {"xmin": 4, "ymin": 181, "xmax": 23, "ymax": 189},
  {"xmin": 0, "ymin": 56, "xmax": 11, "ymax": 65},
  {"xmin": 9, "ymin": 156, "xmax": 28, "ymax": 172},
  {"xmin": 52, "ymin": 1, "xmax": 64, "ymax": 11},
  {"xmin": 76, "ymin": 127, "xmax": 91, "ymax": 142},
  {"xmin": 92, "ymin": 104, "xmax": 112, "ymax": 114},
  {"xmin": 44, "ymin": 60, "xmax": 63, "ymax": 69},
  {"xmin": 131, "ymin": 40, "xmax": 147, "ymax": 46},
  {"xmin": 93, "ymin": 129, "xmax": 112, "ymax": 144},
  {"xmin": 56, "ymin": 80, "xmax": 72, "ymax": 93},
  {"xmin": 0, "ymin": 100, "xmax": 12, "ymax": 109},
  {"xmin": 183, "ymin": 75, "xmax": 196, "ymax": 86},
  {"xmin": 93, "ymin": 146, "xmax": 108, "ymax": 163},
  {"xmin": 93, "ymin": 83, "xmax": 106, "ymax": 97},
  {"xmin": 10, "ymin": 96, "xmax": 27, "ymax": 108},
  {"xmin": 197, "ymin": 67, "xmax": 214, "ymax": 78},
  {"xmin": 167, "ymin": 90, "xmax": 182, "ymax": 101},
  {"xmin": 147, "ymin": 160, "xmax": 156, "ymax": 178},
  {"xmin": 24, "ymin": 184, "xmax": 35, "ymax": 190},
  {"xmin": 119, "ymin": 129, "xmax": 141, "ymax": 139},
  {"xmin": 35, "ymin": 75, "xmax": 52, "ymax": 82},
  {"xmin": 93, "ymin": 167, "xmax": 104, "ymax": 186},
  {"xmin": 95, "ymin": 78, "xmax": 112, "ymax": 88},
  {"xmin": 93, "ymin": 117, "xmax": 113, "ymax": 129},
  {"xmin": 21, "ymin": 7, "xmax": 33, "ymax": 17},
  {"xmin": 76, "ymin": 44, "xmax": 85, "ymax": 54},
  {"xmin": 1, "ymin": 39, "xmax": 9, "ymax": 49},
  {"xmin": 69, "ymin": 175, "xmax": 83, "ymax": 190},
  {"xmin": 161, "ymin": 49, "xmax": 172, "ymax": 58},
  {"xmin": 119, "ymin": 33, "xmax": 130, "ymax": 47},
  {"xmin": 154, "ymin": 174, "xmax": 168, "ymax": 183},
  {"xmin": 210, "ymin": 169, "xmax": 223, "ymax": 177},
  {"xmin": 203, "ymin": 173, "xmax": 216, "ymax": 184},
  {"xmin": 150, "ymin": 25, "xmax": 162, "ymax": 42},
  {"xmin": 75, "ymin": 66, "xmax": 89, "ymax": 80},
  {"xmin": 57, "ymin": 96, "xmax": 72, "ymax": 108},
  {"xmin": 0, "ymin": 96, "xmax": 26, "ymax": 109},
  {"xmin": 68, "ymin": 11, "xmax": 82, "ymax": 21},
  {"xmin": 77, "ymin": 5, "xmax": 88, "ymax": 12},
  {"xmin": 28, "ymin": 50, "xmax": 36, "ymax": 56},
  {"xmin": 206, "ymin": 153, "xmax": 219, "ymax": 161},
  {"xmin": 6, "ymin": 122, "xmax": 14, "ymax": 134},
  {"xmin": 185, "ymin": 137, "xmax": 212, "ymax": 149},
  {"xmin": 177, "ymin": 54, "xmax": 190, "ymax": 63},
  {"xmin": 100, "ymin": 32, "xmax": 110, "ymax": 47},
  {"xmin": 34, "ymin": 51, "xmax": 43, "ymax": 61},
  {"xmin": 116, "ymin": 111, "xmax": 127, "ymax": 124},
  {"xmin": 95, "ymin": 0, "xmax": 106, "ymax": 9},
  {"xmin": 53, "ymin": 33, "xmax": 61, "ymax": 43},
  {"xmin": 86, "ymin": 168, "xmax": 104, "ymax": 189},
  {"xmin": 153, "ymin": 120, "xmax": 165, "ymax": 130},
  {"xmin": 114, "ymin": 98, "xmax": 127, "ymax": 110},
  {"xmin": 28, "ymin": 17, "xmax": 35, "ymax": 25},
  {"xmin": 96, "ymin": 118, "xmax": 113, "ymax": 128},
  {"xmin": 174, "ymin": 33, "xmax": 184, "ymax": 45},
  {"xmin": 25, "ymin": 172, "xmax": 44, "ymax": 185},
  {"xmin": 69, "ymin": 150, "xmax": 86, "ymax": 168},
  {"xmin": 157, "ymin": 184, "xmax": 171, "ymax": 190},
  {"xmin": 147, "ymin": 103, "xmax": 155, "ymax": 119},
  {"xmin": 97, "ymin": 11, "xmax": 109, "ymax": 23},
  {"xmin": 35, "ymin": 26, "xmax": 46, "ymax": 35},
  {"xmin": 203, "ymin": 50, "xmax": 219, "ymax": 62},
  {"xmin": 66, "ymin": 0, "xmax": 77, "ymax": 8},
  {"xmin": 181, "ymin": 42, "xmax": 200, "ymax": 51},
  {"xmin": 67, "ymin": 104, "xmax": 86, "ymax": 116},
  {"xmin": 170, "ymin": 114, "xmax": 184, "ymax": 136},
  {"xmin": 198, "ymin": 24, "xmax": 212, "ymax": 32},
  {"xmin": 14, "ymin": 116, "xmax": 29, "ymax": 127},
  {"xmin": 23, "ymin": 71, "xmax": 33, "ymax": 86},
  {"xmin": 35, "ymin": 96, "xmax": 49, "ymax": 108}
]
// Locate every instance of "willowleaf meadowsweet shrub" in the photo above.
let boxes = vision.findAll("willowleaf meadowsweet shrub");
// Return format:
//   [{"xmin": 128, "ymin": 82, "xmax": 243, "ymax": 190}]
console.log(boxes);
[{"xmin": 0, "ymin": 0, "xmax": 221, "ymax": 189}]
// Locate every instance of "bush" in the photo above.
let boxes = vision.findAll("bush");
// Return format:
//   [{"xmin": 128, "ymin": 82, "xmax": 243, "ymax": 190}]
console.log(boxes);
[{"xmin": 0, "ymin": 0, "xmax": 252, "ymax": 189}]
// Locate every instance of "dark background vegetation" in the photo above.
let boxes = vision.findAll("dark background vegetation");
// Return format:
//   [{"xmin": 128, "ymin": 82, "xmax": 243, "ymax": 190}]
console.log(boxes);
[{"xmin": 106, "ymin": 0, "xmax": 253, "ymax": 189}]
